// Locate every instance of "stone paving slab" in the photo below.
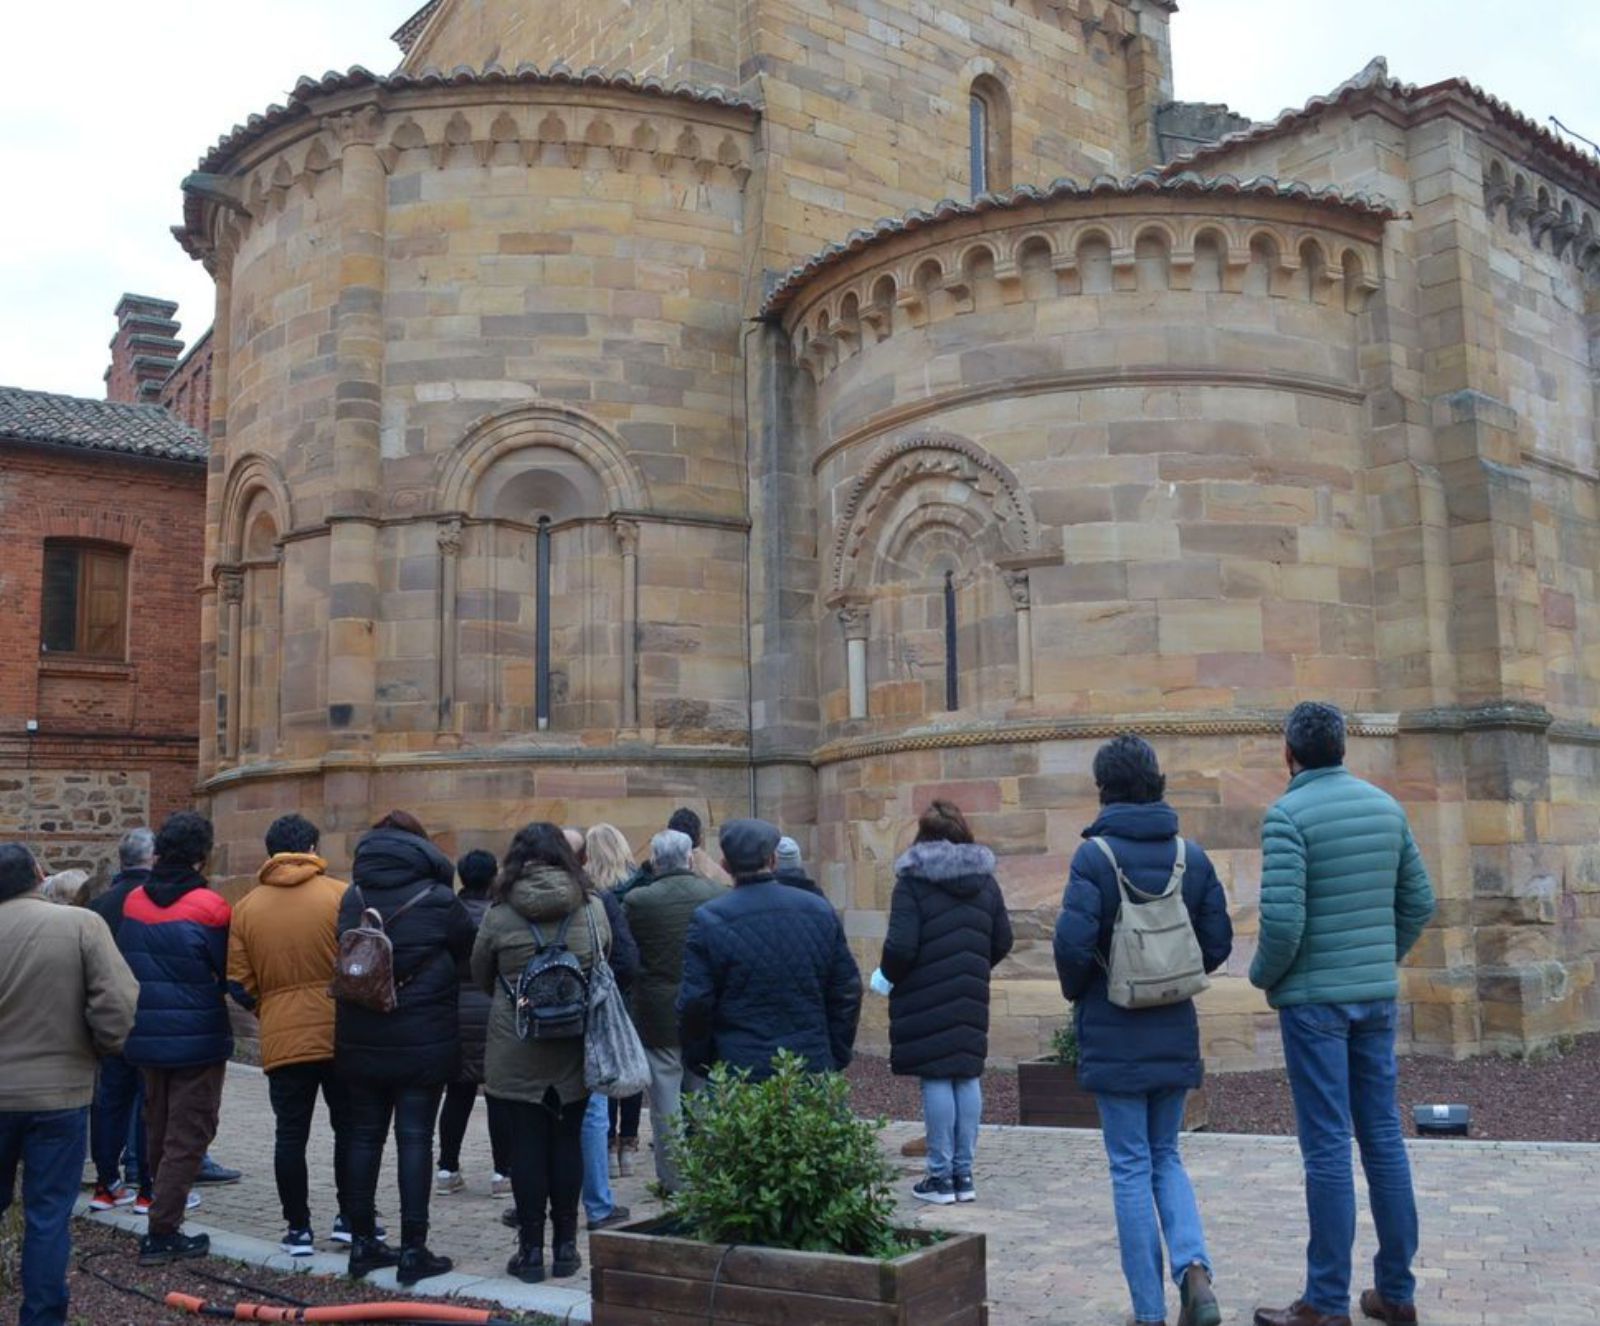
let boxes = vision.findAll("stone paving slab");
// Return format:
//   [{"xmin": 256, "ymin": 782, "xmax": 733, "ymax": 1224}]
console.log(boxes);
[{"xmin": 111, "ymin": 1064, "xmax": 1600, "ymax": 1325}]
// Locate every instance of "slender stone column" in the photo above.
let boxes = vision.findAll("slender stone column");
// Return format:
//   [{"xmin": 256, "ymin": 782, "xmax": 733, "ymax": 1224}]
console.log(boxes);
[
  {"xmin": 325, "ymin": 105, "xmax": 387, "ymax": 747},
  {"xmin": 614, "ymin": 519, "xmax": 640, "ymax": 729},
  {"xmin": 218, "ymin": 569, "xmax": 244, "ymax": 762},
  {"xmin": 436, "ymin": 518, "xmax": 462, "ymax": 733},
  {"xmin": 1003, "ymin": 569, "xmax": 1033, "ymax": 701},
  {"xmin": 199, "ymin": 263, "xmax": 234, "ymax": 779},
  {"xmin": 837, "ymin": 598, "xmax": 870, "ymax": 719}
]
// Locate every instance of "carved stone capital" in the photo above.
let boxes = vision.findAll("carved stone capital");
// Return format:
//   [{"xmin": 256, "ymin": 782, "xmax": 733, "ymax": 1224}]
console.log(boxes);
[
  {"xmin": 217, "ymin": 569, "xmax": 245, "ymax": 605},
  {"xmin": 1001, "ymin": 568, "xmax": 1031, "ymax": 610},
  {"xmin": 436, "ymin": 517, "xmax": 463, "ymax": 557},
  {"xmin": 325, "ymin": 103, "xmax": 384, "ymax": 150},
  {"xmin": 831, "ymin": 594, "xmax": 872, "ymax": 640},
  {"xmin": 613, "ymin": 518, "xmax": 641, "ymax": 557}
]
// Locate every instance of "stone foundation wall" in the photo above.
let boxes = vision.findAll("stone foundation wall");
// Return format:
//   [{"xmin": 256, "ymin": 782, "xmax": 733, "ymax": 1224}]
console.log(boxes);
[{"xmin": 0, "ymin": 768, "xmax": 152, "ymax": 893}]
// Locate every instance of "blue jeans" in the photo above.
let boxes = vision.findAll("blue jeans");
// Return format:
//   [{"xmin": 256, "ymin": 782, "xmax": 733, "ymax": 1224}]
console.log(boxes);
[
  {"xmin": 920, "ymin": 1077, "xmax": 982, "ymax": 1180},
  {"xmin": 1094, "ymin": 1089, "xmax": 1210, "ymax": 1323},
  {"xmin": 90, "ymin": 1054, "xmax": 145, "ymax": 1190},
  {"xmin": 1280, "ymin": 1000, "xmax": 1418, "ymax": 1315},
  {"xmin": 580, "ymin": 1092, "xmax": 616, "ymax": 1222},
  {"xmin": 0, "ymin": 1106, "xmax": 89, "ymax": 1326}
]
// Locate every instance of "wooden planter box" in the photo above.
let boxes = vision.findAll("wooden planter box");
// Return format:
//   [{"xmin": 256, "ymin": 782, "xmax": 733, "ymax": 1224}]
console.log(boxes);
[
  {"xmin": 590, "ymin": 1216, "xmax": 987, "ymax": 1325},
  {"xmin": 1016, "ymin": 1059, "xmax": 1209, "ymax": 1131}
]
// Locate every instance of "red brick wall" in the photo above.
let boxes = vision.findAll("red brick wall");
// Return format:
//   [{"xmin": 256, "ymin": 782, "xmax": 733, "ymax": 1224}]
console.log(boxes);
[
  {"xmin": 159, "ymin": 329, "xmax": 213, "ymax": 435},
  {"xmin": 0, "ymin": 440, "xmax": 205, "ymax": 882}
]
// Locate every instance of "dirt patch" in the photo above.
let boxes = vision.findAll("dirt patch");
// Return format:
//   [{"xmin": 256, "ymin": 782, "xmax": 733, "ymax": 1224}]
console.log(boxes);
[
  {"xmin": 847, "ymin": 1032, "xmax": 1600, "ymax": 1143},
  {"xmin": 62, "ymin": 1219, "xmax": 553, "ymax": 1326}
]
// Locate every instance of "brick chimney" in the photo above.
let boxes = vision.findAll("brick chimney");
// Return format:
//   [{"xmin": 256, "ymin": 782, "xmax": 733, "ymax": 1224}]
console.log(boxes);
[{"xmin": 105, "ymin": 294, "xmax": 183, "ymax": 403}]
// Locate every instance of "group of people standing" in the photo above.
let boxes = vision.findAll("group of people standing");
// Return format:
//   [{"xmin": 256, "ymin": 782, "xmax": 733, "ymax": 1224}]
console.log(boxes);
[{"xmin": 0, "ymin": 699, "xmax": 1433, "ymax": 1326}]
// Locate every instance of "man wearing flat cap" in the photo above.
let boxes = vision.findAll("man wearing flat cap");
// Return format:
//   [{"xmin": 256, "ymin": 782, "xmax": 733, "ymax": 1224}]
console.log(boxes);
[{"xmin": 676, "ymin": 818, "xmax": 862, "ymax": 1081}]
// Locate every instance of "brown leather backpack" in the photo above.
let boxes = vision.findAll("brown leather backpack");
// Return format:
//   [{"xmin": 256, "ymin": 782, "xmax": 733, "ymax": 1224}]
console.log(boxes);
[{"xmin": 328, "ymin": 886, "xmax": 433, "ymax": 1013}]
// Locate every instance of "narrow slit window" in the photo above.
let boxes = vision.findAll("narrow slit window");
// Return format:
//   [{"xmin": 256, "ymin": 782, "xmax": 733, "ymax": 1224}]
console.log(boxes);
[
  {"xmin": 944, "ymin": 570, "xmax": 959, "ymax": 711},
  {"xmin": 968, "ymin": 75, "xmax": 1011, "ymax": 198},
  {"xmin": 535, "ymin": 516, "xmax": 551, "ymax": 730},
  {"xmin": 969, "ymin": 93, "xmax": 989, "ymax": 198},
  {"xmin": 40, "ymin": 543, "xmax": 129, "ymax": 660}
]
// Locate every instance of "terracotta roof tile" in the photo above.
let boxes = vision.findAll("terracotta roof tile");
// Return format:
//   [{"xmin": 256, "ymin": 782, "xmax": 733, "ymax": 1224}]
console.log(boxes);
[
  {"xmin": 760, "ymin": 170, "xmax": 1400, "ymax": 319},
  {"xmin": 1161, "ymin": 57, "xmax": 1600, "ymax": 195},
  {"xmin": 0, "ymin": 386, "xmax": 208, "ymax": 464},
  {"xmin": 391, "ymin": 0, "xmax": 442, "ymax": 53}
]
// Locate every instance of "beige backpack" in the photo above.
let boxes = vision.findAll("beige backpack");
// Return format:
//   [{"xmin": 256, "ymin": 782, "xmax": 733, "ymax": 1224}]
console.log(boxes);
[{"xmin": 1090, "ymin": 837, "xmax": 1210, "ymax": 1010}]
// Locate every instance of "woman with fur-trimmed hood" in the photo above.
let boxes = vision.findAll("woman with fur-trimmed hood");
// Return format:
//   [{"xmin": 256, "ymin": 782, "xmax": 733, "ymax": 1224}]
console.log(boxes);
[{"xmin": 879, "ymin": 800, "xmax": 1013, "ymax": 1208}]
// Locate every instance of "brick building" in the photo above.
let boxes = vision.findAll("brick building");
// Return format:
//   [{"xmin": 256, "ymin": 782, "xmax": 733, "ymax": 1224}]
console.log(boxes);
[
  {"xmin": 171, "ymin": 1, "xmax": 1600, "ymax": 1064},
  {"xmin": 0, "ymin": 302, "xmax": 209, "ymax": 887}
]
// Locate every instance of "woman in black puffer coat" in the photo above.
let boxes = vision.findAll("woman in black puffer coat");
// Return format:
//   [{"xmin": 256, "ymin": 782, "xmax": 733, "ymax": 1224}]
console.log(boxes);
[
  {"xmin": 879, "ymin": 800, "xmax": 1012, "ymax": 1207},
  {"xmin": 335, "ymin": 812, "xmax": 475, "ymax": 1287},
  {"xmin": 433, "ymin": 850, "xmax": 512, "ymax": 1196}
]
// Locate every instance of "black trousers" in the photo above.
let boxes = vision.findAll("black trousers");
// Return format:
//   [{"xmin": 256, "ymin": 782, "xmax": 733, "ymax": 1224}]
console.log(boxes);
[
  {"xmin": 608, "ymin": 1092, "xmax": 643, "ymax": 1142},
  {"xmin": 507, "ymin": 1091, "xmax": 586, "ymax": 1247},
  {"xmin": 344, "ymin": 1081, "xmax": 443, "ymax": 1245},
  {"xmin": 436, "ymin": 1081, "xmax": 512, "ymax": 1175},
  {"xmin": 266, "ymin": 1060, "xmax": 349, "ymax": 1230}
]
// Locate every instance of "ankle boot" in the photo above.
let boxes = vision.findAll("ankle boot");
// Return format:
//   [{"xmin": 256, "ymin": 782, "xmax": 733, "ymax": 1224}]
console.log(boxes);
[
  {"xmin": 397, "ymin": 1242, "xmax": 453, "ymax": 1286},
  {"xmin": 551, "ymin": 1238, "xmax": 582, "ymax": 1278},
  {"xmin": 348, "ymin": 1236, "xmax": 400, "ymax": 1279},
  {"xmin": 507, "ymin": 1225, "xmax": 546, "ymax": 1284},
  {"xmin": 1178, "ymin": 1263, "xmax": 1222, "ymax": 1326},
  {"xmin": 618, "ymin": 1137, "xmax": 638, "ymax": 1177}
]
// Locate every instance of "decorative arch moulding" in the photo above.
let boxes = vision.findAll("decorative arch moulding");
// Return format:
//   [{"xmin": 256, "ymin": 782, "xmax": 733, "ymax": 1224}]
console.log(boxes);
[
  {"xmin": 1481, "ymin": 153, "xmax": 1600, "ymax": 276},
  {"xmin": 766, "ymin": 174, "xmax": 1394, "ymax": 382},
  {"xmin": 831, "ymin": 433, "xmax": 1042, "ymax": 594}
]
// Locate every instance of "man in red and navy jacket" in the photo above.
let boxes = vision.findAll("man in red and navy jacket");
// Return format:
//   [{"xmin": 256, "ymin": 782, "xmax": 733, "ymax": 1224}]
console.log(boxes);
[{"xmin": 118, "ymin": 811, "xmax": 232, "ymax": 1266}]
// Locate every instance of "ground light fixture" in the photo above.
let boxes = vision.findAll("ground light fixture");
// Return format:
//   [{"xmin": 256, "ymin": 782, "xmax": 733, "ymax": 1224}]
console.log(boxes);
[{"xmin": 1413, "ymin": 1103, "xmax": 1471, "ymax": 1138}]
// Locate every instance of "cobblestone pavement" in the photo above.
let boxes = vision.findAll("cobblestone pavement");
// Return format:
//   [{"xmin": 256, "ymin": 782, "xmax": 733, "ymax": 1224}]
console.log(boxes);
[{"xmin": 156, "ymin": 1065, "xmax": 1600, "ymax": 1324}]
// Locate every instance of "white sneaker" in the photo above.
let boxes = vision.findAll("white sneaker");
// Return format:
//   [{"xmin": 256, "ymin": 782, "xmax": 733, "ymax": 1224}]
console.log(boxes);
[
  {"xmin": 435, "ymin": 1169, "xmax": 465, "ymax": 1195},
  {"xmin": 490, "ymin": 1172, "xmax": 512, "ymax": 1198}
]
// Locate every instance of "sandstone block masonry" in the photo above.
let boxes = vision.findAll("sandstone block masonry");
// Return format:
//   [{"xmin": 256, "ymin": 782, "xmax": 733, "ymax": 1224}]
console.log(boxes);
[{"xmin": 173, "ymin": 4, "xmax": 1600, "ymax": 1063}]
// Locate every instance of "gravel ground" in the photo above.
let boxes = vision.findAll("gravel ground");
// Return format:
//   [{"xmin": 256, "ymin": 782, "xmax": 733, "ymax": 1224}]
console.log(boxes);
[
  {"xmin": 59, "ymin": 1220, "xmax": 554, "ymax": 1326},
  {"xmin": 847, "ymin": 1031, "xmax": 1600, "ymax": 1142}
]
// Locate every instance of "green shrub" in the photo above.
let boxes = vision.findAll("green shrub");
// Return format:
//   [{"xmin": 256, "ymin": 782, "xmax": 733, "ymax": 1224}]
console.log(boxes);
[
  {"xmin": 670, "ymin": 1050, "xmax": 901, "ymax": 1258},
  {"xmin": 1049, "ymin": 1019, "xmax": 1079, "ymax": 1067}
]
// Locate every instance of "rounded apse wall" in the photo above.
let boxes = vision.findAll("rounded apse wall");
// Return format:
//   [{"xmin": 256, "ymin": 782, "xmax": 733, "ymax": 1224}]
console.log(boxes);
[
  {"xmin": 775, "ymin": 182, "xmax": 1395, "ymax": 1063},
  {"xmin": 185, "ymin": 71, "xmax": 758, "ymax": 878}
]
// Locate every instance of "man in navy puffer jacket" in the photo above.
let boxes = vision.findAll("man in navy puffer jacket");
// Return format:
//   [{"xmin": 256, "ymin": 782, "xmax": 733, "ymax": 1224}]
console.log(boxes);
[
  {"xmin": 678, "ymin": 818, "xmax": 861, "ymax": 1080},
  {"xmin": 118, "ymin": 811, "xmax": 232, "ymax": 1266},
  {"xmin": 1055, "ymin": 735, "xmax": 1232, "ymax": 1326}
]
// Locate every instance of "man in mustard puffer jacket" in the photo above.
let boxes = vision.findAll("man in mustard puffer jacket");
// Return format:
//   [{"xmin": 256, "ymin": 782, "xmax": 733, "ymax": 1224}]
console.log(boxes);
[
  {"xmin": 1251, "ymin": 702, "xmax": 1434, "ymax": 1326},
  {"xmin": 228, "ymin": 813, "xmax": 351, "ymax": 1255}
]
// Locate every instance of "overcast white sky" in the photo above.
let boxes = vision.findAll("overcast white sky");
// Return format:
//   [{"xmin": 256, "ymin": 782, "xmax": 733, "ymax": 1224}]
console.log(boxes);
[{"xmin": 3, "ymin": 1, "xmax": 1597, "ymax": 398}]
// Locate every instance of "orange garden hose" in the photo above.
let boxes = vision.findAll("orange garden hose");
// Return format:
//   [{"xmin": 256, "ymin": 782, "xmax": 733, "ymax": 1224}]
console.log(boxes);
[{"xmin": 164, "ymin": 1293, "xmax": 518, "ymax": 1324}]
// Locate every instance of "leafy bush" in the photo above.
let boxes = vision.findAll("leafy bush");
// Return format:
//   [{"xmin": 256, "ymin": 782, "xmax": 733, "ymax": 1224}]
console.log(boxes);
[
  {"xmin": 1050, "ymin": 1019, "xmax": 1079, "ymax": 1066},
  {"xmin": 670, "ymin": 1050, "xmax": 901, "ymax": 1258}
]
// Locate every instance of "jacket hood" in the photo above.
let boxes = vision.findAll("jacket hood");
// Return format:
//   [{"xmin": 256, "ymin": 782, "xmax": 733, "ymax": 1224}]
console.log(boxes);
[
  {"xmin": 258, "ymin": 852, "xmax": 328, "ymax": 888},
  {"xmin": 145, "ymin": 862, "xmax": 210, "ymax": 908},
  {"xmin": 506, "ymin": 864, "xmax": 586, "ymax": 923},
  {"xmin": 351, "ymin": 827, "xmax": 454, "ymax": 892},
  {"xmin": 1084, "ymin": 801, "xmax": 1181, "ymax": 842},
  {"xmin": 894, "ymin": 841, "xmax": 997, "ymax": 893}
]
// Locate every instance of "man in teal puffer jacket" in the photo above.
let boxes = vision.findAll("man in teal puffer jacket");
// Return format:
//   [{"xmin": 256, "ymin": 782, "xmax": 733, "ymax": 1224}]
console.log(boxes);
[{"xmin": 1251, "ymin": 702, "xmax": 1434, "ymax": 1326}]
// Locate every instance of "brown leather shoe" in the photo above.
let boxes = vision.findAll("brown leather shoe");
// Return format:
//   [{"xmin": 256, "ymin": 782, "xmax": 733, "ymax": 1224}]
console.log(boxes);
[
  {"xmin": 1359, "ymin": 1290, "xmax": 1417, "ymax": 1324},
  {"xmin": 1254, "ymin": 1303, "xmax": 1353, "ymax": 1326},
  {"xmin": 901, "ymin": 1135, "xmax": 928, "ymax": 1157}
]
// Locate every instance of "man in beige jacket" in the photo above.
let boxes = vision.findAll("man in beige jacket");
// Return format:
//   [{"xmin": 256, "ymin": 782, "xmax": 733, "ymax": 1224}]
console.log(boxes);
[{"xmin": 0, "ymin": 841, "xmax": 139, "ymax": 1325}]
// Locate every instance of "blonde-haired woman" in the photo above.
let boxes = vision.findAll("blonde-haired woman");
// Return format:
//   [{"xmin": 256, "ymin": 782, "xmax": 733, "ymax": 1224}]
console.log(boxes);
[
  {"xmin": 584, "ymin": 824, "xmax": 634, "ymax": 893},
  {"xmin": 579, "ymin": 825, "xmax": 644, "ymax": 1199}
]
